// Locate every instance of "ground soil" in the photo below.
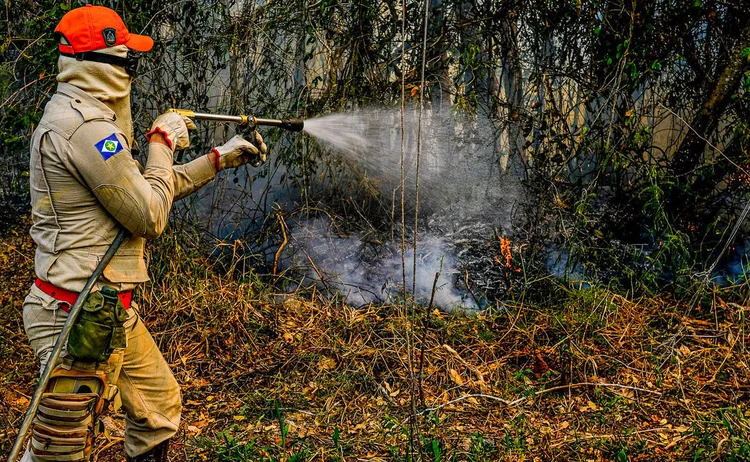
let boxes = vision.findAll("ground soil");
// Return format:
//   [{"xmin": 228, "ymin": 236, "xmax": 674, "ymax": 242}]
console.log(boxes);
[{"xmin": 2, "ymin": 218, "xmax": 749, "ymax": 461}]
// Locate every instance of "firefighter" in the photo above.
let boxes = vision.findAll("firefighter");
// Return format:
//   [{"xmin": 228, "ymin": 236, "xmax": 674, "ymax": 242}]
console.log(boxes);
[{"xmin": 20, "ymin": 5, "xmax": 266, "ymax": 461}]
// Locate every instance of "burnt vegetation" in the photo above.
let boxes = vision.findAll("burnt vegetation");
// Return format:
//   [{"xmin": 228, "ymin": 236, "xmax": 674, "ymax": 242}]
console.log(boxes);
[{"xmin": 3, "ymin": 0, "xmax": 750, "ymax": 460}]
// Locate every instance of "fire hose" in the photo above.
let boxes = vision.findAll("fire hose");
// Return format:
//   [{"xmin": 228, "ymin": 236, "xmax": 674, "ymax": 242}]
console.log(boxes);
[
  {"xmin": 169, "ymin": 109, "xmax": 304, "ymax": 164},
  {"xmin": 168, "ymin": 109, "xmax": 304, "ymax": 132}
]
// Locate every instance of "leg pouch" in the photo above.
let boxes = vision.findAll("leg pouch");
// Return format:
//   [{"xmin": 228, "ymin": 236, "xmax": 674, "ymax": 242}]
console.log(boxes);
[
  {"xmin": 30, "ymin": 395, "xmax": 96, "ymax": 462},
  {"xmin": 36, "ymin": 394, "xmax": 97, "ymax": 427},
  {"xmin": 31, "ymin": 418, "xmax": 88, "ymax": 458},
  {"xmin": 29, "ymin": 367, "xmax": 110, "ymax": 462}
]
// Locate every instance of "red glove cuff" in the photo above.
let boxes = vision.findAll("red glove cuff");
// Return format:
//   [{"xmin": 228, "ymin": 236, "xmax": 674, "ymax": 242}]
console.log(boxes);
[
  {"xmin": 145, "ymin": 127, "xmax": 174, "ymax": 150},
  {"xmin": 211, "ymin": 147, "xmax": 221, "ymax": 172}
]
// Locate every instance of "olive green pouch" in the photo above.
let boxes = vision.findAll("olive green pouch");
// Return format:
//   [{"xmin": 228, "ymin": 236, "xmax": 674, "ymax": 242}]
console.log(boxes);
[{"xmin": 67, "ymin": 287, "xmax": 128, "ymax": 363}]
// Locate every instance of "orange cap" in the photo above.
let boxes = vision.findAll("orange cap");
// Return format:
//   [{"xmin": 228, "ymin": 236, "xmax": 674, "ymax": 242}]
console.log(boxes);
[{"xmin": 54, "ymin": 5, "xmax": 153, "ymax": 54}]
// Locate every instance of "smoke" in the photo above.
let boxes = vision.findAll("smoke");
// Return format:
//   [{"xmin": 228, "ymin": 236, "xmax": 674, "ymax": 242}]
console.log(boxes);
[
  {"xmin": 292, "ymin": 107, "xmax": 525, "ymax": 310},
  {"xmin": 289, "ymin": 218, "xmax": 478, "ymax": 310},
  {"xmin": 303, "ymin": 107, "xmax": 513, "ymax": 220},
  {"xmin": 180, "ymin": 106, "xmax": 526, "ymax": 311},
  {"xmin": 546, "ymin": 248, "xmax": 588, "ymax": 281}
]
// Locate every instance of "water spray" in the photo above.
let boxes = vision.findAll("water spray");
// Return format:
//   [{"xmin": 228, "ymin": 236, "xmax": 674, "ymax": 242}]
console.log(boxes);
[{"xmin": 169, "ymin": 108, "xmax": 304, "ymax": 132}]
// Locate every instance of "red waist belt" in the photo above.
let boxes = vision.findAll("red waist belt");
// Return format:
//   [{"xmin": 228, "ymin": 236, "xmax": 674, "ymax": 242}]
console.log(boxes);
[{"xmin": 34, "ymin": 278, "xmax": 132, "ymax": 313}]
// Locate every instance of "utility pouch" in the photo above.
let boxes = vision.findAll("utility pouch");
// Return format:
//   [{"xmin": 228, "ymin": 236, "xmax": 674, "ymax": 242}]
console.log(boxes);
[
  {"xmin": 29, "ymin": 367, "xmax": 109, "ymax": 462},
  {"xmin": 66, "ymin": 287, "xmax": 128, "ymax": 363}
]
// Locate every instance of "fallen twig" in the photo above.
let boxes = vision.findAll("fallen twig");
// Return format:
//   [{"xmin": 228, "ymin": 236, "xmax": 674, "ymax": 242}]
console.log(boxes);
[
  {"xmin": 273, "ymin": 213, "xmax": 289, "ymax": 276},
  {"xmin": 421, "ymin": 381, "xmax": 662, "ymax": 414},
  {"xmin": 420, "ymin": 393, "xmax": 512, "ymax": 413},
  {"xmin": 442, "ymin": 344, "xmax": 488, "ymax": 392}
]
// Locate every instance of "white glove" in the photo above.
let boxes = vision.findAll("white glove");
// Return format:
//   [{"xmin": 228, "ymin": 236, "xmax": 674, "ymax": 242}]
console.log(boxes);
[
  {"xmin": 212, "ymin": 132, "xmax": 268, "ymax": 171},
  {"xmin": 146, "ymin": 112, "xmax": 196, "ymax": 151}
]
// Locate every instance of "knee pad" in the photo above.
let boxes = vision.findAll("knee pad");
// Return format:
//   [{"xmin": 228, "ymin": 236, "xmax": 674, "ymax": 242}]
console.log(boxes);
[{"xmin": 30, "ymin": 366, "xmax": 117, "ymax": 462}]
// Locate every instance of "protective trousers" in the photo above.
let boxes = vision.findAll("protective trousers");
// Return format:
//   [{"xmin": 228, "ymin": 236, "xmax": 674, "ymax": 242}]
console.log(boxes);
[{"xmin": 21, "ymin": 284, "xmax": 181, "ymax": 460}]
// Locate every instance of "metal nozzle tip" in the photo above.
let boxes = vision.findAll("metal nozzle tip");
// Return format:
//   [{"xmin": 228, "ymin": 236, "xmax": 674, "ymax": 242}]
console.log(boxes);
[{"xmin": 285, "ymin": 118, "xmax": 304, "ymax": 132}]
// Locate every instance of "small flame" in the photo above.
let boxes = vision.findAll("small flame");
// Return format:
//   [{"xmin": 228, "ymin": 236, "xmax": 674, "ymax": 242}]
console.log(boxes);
[
  {"xmin": 499, "ymin": 237, "xmax": 512, "ymax": 269},
  {"xmin": 497, "ymin": 237, "xmax": 521, "ymax": 278}
]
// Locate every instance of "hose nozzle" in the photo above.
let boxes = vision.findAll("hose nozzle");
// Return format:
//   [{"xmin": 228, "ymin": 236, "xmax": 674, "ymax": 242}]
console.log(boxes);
[
  {"xmin": 253, "ymin": 117, "xmax": 304, "ymax": 132},
  {"xmin": 168, "ymin": 109, "xmax": 304, "ymax": 132}
]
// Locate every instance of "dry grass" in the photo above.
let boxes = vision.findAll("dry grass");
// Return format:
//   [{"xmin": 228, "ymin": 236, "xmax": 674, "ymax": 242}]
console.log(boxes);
[{"xmin": 2, "ymin": 218, "xmax": 750, "ymax": 461}]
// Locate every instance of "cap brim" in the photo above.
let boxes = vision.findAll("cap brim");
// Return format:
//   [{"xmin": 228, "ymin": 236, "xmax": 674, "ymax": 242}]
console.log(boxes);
[{"xmin": 125, "ymin": 34, "xmax": 154, "ymax": 52}]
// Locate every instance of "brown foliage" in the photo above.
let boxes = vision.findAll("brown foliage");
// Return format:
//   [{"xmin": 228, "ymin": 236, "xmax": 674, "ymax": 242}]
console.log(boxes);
[{"xmin": 1, "ymin": 221, "xmax": 749, "ymax": 459}]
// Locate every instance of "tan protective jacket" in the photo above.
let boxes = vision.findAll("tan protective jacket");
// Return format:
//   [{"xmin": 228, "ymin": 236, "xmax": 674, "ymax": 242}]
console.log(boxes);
[{"xmin": 30, "ymin": 82, "xmax": 216, "ymax": 292}]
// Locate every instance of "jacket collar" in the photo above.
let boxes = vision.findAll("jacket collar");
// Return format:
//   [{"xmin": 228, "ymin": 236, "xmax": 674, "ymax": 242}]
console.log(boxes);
[{"xmin": 56, "ymin": 82, "xmax": 116, "ymax": 122}]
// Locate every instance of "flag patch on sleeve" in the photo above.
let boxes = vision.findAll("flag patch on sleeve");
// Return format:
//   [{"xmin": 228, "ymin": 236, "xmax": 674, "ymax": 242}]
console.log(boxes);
[{"xmin": 94, "ymin": 133, "xmax": 123, "ymax": 160}]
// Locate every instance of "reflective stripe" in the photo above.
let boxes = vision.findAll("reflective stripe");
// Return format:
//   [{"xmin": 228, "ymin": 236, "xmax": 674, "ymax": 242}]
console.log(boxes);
[
  {"xmin": 36, "ymin": 414, "xmax": 92, "ymax": 427},
  {"xmin": 31, "ymin": 420, "xmax": 88, "ymax": 439},
  {"xmin": 31, "ymin": 438, "xmax": 86, "ymax": 453},
  {"xmin": 38, "ymin": 405, "xmax": 89, "ymax": 419},
  {"xmin": 32, "ymin": 429, "xmax": 87, "ymax": 446},
  {"xmin": 29, "ymin": 450, "xmax": 86, "ymax": 462},
  {"xmin": 41, "ymin": 393, "xmax": 99, "ymax": 404}
]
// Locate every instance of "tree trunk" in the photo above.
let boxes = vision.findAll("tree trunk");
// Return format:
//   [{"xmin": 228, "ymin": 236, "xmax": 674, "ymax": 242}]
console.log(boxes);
[
  {"xmin": 499, "ymin": 11, "xmax": 523, "ymax": 173},
  {"xmin": 672, "ymin": 20, "xmax": 750, "ymax": 178}
]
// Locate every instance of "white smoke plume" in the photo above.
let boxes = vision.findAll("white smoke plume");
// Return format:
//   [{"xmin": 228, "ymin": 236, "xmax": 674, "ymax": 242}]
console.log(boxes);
[
  {"xmin": 303, "ymin": 107, "xmax": 514, "ymax": 218},
  {"xmin": 290, "ymin": 106, "xmax": 525, "ymax": 311},
  {"xmin": 289, "ymin": 218, "xmax": 478, "ymax": 310},
  {"xmin": 184, "ymin": 106, "xmax": 525, "ymax": 311}
]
